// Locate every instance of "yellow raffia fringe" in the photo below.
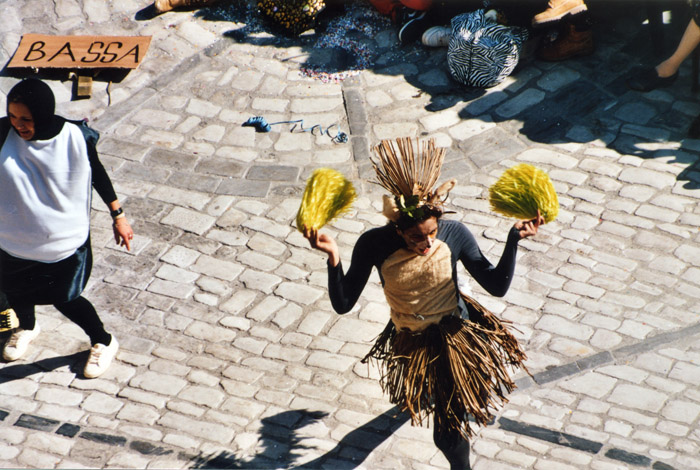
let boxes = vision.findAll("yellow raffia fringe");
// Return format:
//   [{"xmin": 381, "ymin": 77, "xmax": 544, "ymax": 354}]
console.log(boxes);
[
  {"xmin": 296, "ymin": 168, "xmax": 357, "ymax": 231},
  {"xmin": 489, "ymin": 163, "xmax": 559, "ymax": 223}
]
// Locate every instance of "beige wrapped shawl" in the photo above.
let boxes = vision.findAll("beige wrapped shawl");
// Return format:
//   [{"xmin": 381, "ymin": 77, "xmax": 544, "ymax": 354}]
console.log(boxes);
[{"xmin": 381, "ymin": 240, "xmax": 458, "ymax": 331}]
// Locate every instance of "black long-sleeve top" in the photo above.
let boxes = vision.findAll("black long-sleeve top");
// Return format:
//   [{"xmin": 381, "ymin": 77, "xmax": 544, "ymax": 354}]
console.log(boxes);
[{"xmin": 327, "ymin": 219, "xmax": 521, "ymax": 318}]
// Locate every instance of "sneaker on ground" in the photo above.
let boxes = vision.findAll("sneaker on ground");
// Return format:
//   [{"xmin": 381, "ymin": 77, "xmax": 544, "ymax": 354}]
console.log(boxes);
[
  {"xmin": 0, "ymin": 309, "xmax": 19, "ymax": 333},
  {"xmin": 422, "ymin": 26, "xmax": 451, "ymax": 47},
  {"xmin": 532, "ymin": 0, "xmax": 587, "ymax": 27},
  {"xmin": 84, "ymin": 336, "xmax": 119, "ymax": 379},
  {"xmin": 398, "ymin": 10, "xmax": 430, "ymax": 45},
  {"xmin": 3, "ymin": 325, "xmax": 41, "ymax": 362}
]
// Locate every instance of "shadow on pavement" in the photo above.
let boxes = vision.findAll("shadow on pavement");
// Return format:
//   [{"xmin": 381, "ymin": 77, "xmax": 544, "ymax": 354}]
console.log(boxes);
[
  {"xmin": 0, "ymin": 351, "xmax": 85, "ymax": 383},
  {"xmin": 180, "ymin": 0, "xmax": 700, "ymax": 190},
  {"xmin": 191, "ymin": 406, "xmax": 409, "ymax": 469}
]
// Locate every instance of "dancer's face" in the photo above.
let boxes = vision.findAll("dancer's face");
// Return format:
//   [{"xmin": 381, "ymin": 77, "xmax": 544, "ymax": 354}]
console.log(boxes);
[
  {"xmin": 8, "ymin": 102, "xmax": 35, "ymax": 140},
  {"xmin": 398, "ymin": 216, "xmax": 438, "ymax": 256}
]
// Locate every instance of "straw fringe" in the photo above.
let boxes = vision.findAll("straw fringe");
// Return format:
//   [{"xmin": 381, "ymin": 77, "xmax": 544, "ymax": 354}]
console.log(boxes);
[{"xmin": 362, "ymin": 294, "xmax": 528, "ymax": 439}]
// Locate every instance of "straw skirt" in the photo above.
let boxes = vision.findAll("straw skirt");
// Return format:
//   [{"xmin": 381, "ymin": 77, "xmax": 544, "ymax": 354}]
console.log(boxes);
[{"xmin": 362, "ymin": 293, "xmax": 528, "ymax": 438}]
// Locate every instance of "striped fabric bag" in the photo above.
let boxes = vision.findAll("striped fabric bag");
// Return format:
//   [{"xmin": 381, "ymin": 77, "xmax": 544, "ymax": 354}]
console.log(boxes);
[{"xmin": 447, "ymin": 10, "xmax": 528, "ymax": 88}]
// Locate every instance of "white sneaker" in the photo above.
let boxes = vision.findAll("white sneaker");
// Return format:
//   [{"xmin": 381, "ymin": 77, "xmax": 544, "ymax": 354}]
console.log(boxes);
[
  {"xmin": 83, "ymin": 336, "xmax": 119, "ymax": 379},
  {"xmin": 3, "ymin": 325, "xmax": 41, "ymax": 361},
  {"xmin": 422, "ymin": 26, "xmax": 451, "ymax": 47}
]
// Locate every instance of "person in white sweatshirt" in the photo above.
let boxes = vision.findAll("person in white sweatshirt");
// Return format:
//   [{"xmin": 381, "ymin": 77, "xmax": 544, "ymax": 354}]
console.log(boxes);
[{"xmin": 0, "ymin": 79, "xmax": 133, "ymax": 378}]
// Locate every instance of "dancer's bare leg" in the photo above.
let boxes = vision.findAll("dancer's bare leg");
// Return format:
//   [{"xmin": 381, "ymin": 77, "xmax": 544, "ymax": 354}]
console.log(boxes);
[{"xmin": 656, "ymin": 19, "xmax": 700, "ymax": 77}]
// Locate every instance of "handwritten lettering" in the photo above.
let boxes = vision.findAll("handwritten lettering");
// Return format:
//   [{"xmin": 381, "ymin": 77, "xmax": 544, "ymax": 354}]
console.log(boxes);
[
  {"xmin": 118, "ymin": 45, "xmax": 140, "ymax": 64},
  {"xmin": 9, "ymin": 35, "xmax": 151, "ymax": 70},
  {"xmin": 100, "ymin": 41, "xmax": 121, "ymax": 63},
  {"xmin": 23, "ymin": 41, "xmax": 46, "ymax": 61},
  {"xmin": 81, "ymin": 41, "xmax": 103, "ymax": 63},
  {"xmin": 48, "ymin": 42, "xmax": 77, "ymax": 62}
]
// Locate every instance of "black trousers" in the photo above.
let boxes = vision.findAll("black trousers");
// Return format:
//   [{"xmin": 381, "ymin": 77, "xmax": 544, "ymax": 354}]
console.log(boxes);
[
  {"xmin": 12, "ymin": 296, "xmax": 110, "ymax": 346},
  {"xmin": 1, "ymin": 238, "xmax": 110, "ymax": 346}
]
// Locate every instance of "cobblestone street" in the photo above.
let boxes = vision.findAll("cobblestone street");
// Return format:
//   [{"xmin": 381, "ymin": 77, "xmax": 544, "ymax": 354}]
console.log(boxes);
[{"xmin": 1, "ymin": 1, "xmax": 700, "ymax": 469}]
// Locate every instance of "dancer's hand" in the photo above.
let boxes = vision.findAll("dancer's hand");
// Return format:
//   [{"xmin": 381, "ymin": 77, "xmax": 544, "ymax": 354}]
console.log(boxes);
[
  {"xmin": 303, "ymin": 226, "xmax": 340, "ymax": 267},
  {"xmin": 113, "ymin": 217, "xmax": 134, "ymax": 251},
  {"xmin": 514, "ymin": 209, "xmax": 544, "ymax": 239}
]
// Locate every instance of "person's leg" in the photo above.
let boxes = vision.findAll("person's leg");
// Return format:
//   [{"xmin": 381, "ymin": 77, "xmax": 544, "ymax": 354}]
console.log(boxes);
[
  {"xmin": 54, "ymin": 296, "xmax": 111, "ymax": 346},
  {"xmin": 657, "ymin": 18, "xmax": 700, "ymax": 77},
  {"xmin": 433, "ymin": 419, "xmax": 471, "ymax": 470},
  {"xmin": 55, "ymin": 296, "xmax": 118, "ymax": 378},
  {"xmin": 10, "ymin": 301, "xmax": 36, "ymax": 331},
  {"xmin": 2, "ymin": 301, "xmax": 41, "ymax": 361}
]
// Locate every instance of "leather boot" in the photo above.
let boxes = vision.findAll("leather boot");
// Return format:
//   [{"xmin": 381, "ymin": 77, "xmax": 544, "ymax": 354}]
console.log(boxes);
[
  {"xmin": 533, "ymin": 0, "xmax": 587, "ymax": 27},
  {"xmin": 537, "ymin": 23, "xmax": 594, "ymax": 61},
  {"xmin": 154, "ymin": 0, "xmax": 217, "ymax": 13}
]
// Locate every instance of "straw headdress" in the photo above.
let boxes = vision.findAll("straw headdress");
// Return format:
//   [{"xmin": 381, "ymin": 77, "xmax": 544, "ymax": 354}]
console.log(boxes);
[{"xmin": 371, "ymin": 137, "xmax": 456, "ymax": 223}]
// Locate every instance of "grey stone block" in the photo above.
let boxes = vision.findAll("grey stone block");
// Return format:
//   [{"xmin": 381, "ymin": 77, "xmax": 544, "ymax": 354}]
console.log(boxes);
[
  {"xmin": 459, "ymin": 127, "xmax": 528, "ymax": 168},
  {"xmin": 247, "ymin": 165, "xmax": 299, "ymax": 182},
  {"xmin": 194, "ymin": 158, "xmax": 245, "ymax": 178},
  {"xmin": 217, "ymin": 179, "xmax": 270, "ymax": 198},
  {"xmin": 98, "ymin": 138, "xmax": 150, "ymax": 162}
]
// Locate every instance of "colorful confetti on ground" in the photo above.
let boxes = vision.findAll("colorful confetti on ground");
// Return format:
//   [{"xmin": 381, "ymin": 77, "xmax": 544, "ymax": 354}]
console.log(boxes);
[
  {"xmin": 206, "ymin": 1, "xmax": 392, "ymax": 83},
  {"xmin": 300, "ymin": 3, "xmax": 391, "ymax": 83}
]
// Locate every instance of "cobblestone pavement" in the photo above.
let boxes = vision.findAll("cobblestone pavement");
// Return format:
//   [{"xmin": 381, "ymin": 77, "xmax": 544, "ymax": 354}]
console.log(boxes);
[{"xmin": 1, "ymin": 1, "xmax": 700, "ymax": 469}]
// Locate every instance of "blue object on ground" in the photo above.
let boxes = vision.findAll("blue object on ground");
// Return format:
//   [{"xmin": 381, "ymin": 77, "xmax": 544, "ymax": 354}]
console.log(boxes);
[{"xmin": 243, "ymin": 116, "xmax": 348, "ymax": 143}]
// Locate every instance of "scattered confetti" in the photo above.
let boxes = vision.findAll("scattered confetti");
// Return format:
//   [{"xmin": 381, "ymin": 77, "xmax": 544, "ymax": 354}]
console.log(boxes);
[
  {"xmin": 300, "ymin": 3, "xmax": 390, "ymax": 82},
  {"xmin": 204, "ymin": 1, "xmax": 391, "ymax": 83}
]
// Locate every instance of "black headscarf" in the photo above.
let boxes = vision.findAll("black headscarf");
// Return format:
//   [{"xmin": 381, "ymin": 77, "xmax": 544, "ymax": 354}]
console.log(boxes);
[{"xmin": 6, "ymin": 78, "xmax": 63, "ymax": 141}]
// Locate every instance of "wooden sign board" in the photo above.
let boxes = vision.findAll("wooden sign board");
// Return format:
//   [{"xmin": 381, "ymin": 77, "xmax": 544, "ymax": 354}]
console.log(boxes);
[{"xmin": 8, "ymin": 34, "xmax": 151, "ymax": 69}]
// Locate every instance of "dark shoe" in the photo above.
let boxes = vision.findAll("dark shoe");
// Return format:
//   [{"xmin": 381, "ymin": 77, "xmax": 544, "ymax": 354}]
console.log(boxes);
[
  {"xmin": 537, "ymin": 23, "xmax": 594, "ymax": 61},
  {"xmin": 398, "ymin": 10, "xmax": 429, "ymax": 45},
  {"xmin": 689, "ymin": 113, "xmax": 700, "ymax": 139},
  {"xmin": 627, "ymin": 67, "xmax": 678, "ymax": 92}
]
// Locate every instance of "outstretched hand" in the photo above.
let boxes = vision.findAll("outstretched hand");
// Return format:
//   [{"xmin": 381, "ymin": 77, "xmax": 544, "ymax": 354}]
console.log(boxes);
[
  {"xmin": 514, "ymin": 209, "xmax": 545, "ymax": 239},
  {"xmin": 303, "ymin": 226, "xmax": 340, "ymax": 267},
  {"xmin": 113, "ymin": 218, "xmax": 134, "ymax": 251}
]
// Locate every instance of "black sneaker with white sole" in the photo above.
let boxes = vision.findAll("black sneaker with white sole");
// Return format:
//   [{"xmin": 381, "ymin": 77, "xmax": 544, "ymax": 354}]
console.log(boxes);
[{"xmin": 398, "ymin": 10, "xmax": 430, "ymax": 45}]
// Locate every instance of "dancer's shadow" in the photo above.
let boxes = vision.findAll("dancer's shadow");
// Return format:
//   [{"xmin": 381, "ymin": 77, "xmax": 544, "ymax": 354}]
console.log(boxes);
[{"xmin": 191, "ymin": 406, "xmax": 409, "ymax": 469}]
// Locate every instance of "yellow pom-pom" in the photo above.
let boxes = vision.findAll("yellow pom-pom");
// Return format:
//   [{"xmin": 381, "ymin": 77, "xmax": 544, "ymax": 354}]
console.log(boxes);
[
  {"xmin": 296, "ymin": 168, "xmax": 357, "ymax": 231},
  {"xmin": 489, "ymin": 163, "xmax": 558, "ymax": 223}
]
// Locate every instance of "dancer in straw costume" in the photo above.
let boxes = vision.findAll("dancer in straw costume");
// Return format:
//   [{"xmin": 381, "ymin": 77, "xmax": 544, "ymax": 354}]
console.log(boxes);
[{"xmin": 303, "ymin": 137, "xmax": 543, "ymax": 469}]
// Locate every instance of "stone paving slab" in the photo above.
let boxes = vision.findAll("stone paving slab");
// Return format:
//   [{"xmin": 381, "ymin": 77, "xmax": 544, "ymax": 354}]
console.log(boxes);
[{"xmin": 1, "ymin": 0, "xmax": 700, "ymax": 469}]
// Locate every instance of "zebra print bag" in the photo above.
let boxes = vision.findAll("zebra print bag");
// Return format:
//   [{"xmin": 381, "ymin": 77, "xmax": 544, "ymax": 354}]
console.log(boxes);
[{"xmin": 447, "ymin": 10, "xmax": 528, "ymax": 88}]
